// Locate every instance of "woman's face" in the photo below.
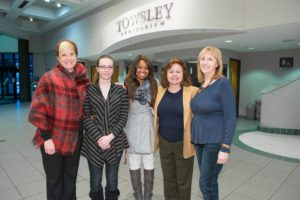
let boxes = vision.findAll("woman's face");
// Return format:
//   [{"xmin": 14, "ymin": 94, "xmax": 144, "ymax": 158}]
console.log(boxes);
[
  {"xmin": 199, "ymin": 52, "xmax": 218, "ymax": 76},
  {"xmin": 57, "ymin": 41, "xmax": 77, "ymax": 73},
  {"xmin": 167, "ymin": 63, "xmax": 183, "ymax": 87},
  {"xmin": 135, "ymin": 60, "xmax": 149, "ymax": 82},
  {"xmin": 97, "ymin": 57, "xmax": 114, "ymax": 81}
]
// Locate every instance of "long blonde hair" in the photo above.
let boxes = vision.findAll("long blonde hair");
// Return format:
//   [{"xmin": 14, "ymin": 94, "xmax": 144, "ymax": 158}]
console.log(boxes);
[{"xmin": 197, "ymin": 46, "xmax": 223, "ymax": 83}]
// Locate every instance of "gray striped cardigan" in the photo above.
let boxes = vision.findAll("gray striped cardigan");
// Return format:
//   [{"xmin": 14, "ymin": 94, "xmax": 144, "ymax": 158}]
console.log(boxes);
[{"xmin": 81, "ymin": 83, "xmax": 129, "ymax": 167}]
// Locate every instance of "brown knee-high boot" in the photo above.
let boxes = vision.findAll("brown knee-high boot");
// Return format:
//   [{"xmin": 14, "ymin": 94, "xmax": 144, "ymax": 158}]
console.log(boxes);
[
  {"xmin": 144, "ymin": 169, "xmax": 154, "ymax": 200},
  {"xmin": 130, "ymin": 169, "xmax": 143, "ymax": 200}
]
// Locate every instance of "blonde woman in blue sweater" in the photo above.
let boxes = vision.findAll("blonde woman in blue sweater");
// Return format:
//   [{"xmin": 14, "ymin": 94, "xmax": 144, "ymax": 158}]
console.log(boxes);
[{"xmin": 191, "ymin": 46, "xmax": 236, "ymax": 200}]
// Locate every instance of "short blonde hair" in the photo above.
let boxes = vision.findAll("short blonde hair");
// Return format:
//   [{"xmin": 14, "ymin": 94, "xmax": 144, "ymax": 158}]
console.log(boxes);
[
  {"xmin": 56, "ymin": 40, "xmax": 78, "ymax": 57},
  {"xmin": 197, "ymin": 46, "xmax": 223, "ymax": 83}
]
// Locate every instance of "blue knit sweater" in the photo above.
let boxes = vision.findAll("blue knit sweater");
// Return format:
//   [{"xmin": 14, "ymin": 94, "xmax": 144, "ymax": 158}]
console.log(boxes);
[{"xmin": 190, "ymin": 78, "xmax": 236, "ymax": 152}]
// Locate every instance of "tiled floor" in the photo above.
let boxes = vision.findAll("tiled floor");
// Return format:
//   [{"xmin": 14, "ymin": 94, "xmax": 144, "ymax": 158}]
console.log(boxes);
[{"xmin": 0, "ymin": 102, "xmax": 300, "ymax": 200}]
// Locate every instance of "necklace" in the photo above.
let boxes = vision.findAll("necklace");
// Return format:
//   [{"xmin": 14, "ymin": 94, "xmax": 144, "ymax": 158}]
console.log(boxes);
[{"xmin": 199, "ymin": 79, "xmax": 216, "ymax": 92}]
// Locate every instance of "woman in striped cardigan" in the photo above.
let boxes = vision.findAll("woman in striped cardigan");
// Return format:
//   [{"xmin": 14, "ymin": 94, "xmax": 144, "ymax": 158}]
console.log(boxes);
[{"xmin": 81, "ymin": 55, "xmax": 129, "ymax": 200}]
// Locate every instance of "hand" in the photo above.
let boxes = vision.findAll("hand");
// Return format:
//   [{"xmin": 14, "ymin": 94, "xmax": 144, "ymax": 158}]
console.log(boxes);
[
  {"xmin": 44, "ymin": 139, "xmax": 56, "ymax": 155},
  {"xmin": 217, "ymin": 151, "xmax": 229, "ymax": 164},
  {"xmin": 97, "ymin": 137, "xmax": 110, "ymax": 150},
  {"xmin": 97, "ymin": 134, "xmax": 114, "ymax": 150},
  {"xmin": 123, "ymin": 149, "xmax": 128, "ymax": 164}
]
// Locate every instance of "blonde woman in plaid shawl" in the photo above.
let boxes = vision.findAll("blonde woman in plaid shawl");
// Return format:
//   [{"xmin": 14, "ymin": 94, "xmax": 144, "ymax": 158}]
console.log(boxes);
[{"xmin": 28, "ymin": 40, "xmax": 90, "ymax": 200}]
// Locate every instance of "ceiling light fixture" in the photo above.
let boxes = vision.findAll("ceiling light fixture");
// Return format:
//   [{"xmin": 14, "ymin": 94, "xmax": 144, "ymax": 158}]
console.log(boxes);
[
  {"xmin": 281, "ymin": 39, "xmax": 294, "ymax": 43},
  {"xmin": 225, "ymin": 40, "xmax": 232, "ymax": 43},
  {"xmin": 44, "ymin": 0, "xmax": 50, "ymax": 2},
  {"xmin": 29, "ymin": 17, "xmax": 33, "ymax": 22},
  {"xmin": 248, "ymin": 47, "xmax": 255, "ymax": 50},
  {"xmin": 56, "ymin": 2, "xmax": 61, "ymax": 7}
]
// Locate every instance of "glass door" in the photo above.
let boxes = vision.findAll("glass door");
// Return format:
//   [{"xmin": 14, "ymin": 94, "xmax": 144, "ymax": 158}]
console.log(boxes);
[
  {"xmin": 0, "ymin": 69, "xmax": 17, "ymax": 100},
  {"xmin": 0, "ymin": 71, "xmax": 2, "ymax": 99}
]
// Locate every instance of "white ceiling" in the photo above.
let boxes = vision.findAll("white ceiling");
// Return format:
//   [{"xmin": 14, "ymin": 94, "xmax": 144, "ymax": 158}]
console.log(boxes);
[
  {"xmin": 0, "ymin": 0, "xmax": 110, "ymax": 33},
  {"xmin": 0, "ymin": 0, "xmax": 300, "ymax": 62}
]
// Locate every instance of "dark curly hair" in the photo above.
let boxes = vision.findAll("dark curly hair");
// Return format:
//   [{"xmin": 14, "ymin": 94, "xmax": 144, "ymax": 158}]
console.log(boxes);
[{"xmin": 124, "ymin": 55, "xmax": 158, "ymax": 107}]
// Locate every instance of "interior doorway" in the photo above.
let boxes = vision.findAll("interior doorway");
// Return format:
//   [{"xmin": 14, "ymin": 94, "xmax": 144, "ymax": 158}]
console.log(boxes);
[
  {"xmin": 186, "ymin": 62, "xmax": 200, "ymax": 87},
  {"xmin": 229, "ymin": 59, "xmax": 240, "ymax": 116}
]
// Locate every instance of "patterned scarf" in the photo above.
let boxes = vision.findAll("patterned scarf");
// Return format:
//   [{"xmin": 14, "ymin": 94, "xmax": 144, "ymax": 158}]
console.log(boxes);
[{"xmin": 134, "ymin": 79, "xmax": 151, "ymax": 105}]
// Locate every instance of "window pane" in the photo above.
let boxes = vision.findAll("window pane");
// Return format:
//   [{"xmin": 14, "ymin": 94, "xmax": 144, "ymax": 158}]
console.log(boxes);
[
  {"xmin": 3, "ymin": 53, "xmax": 13, "ymax": 59},
  {"xmin": 3, "ymin": 60, "xmax": 14, "ymax": 66}
]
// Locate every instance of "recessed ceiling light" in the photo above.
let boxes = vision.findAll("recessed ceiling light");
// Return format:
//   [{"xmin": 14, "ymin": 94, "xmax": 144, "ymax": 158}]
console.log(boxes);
[
  {"xmin": 281, "ymin": 39, "xmax": 294, "ymax": 43},
  {"xmin": 225, "ymin": 40, "xmax": 232, "ymax": 43},
  {"xmin": 44, "ymin": 0, "xmax": 50, "ymax": 2},
  {"xmin": 248, "ymin": 47, "xmax": 255, "ymax": 50},
  {"xmin": 127, "ymin": 53, "xmax": 133, "ymax": 56},
  {"xmin": 29, "ymin": 17, "xmax": 33, "ymax": 22},
  {"xmin": 56, "ymin": 2, "xmax": 61, "ymax": 7}
]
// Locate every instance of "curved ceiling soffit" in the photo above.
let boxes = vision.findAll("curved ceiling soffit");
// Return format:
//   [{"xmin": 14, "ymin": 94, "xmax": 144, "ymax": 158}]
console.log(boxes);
[{"xmin": 101, "ymin": 29, "xmax": 243, "ymax": 56}]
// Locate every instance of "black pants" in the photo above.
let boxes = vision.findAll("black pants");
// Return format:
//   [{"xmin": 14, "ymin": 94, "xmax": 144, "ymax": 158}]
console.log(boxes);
[{"xmin": 41, "ymin": 134, "xmax": 82, "ymax": 200}]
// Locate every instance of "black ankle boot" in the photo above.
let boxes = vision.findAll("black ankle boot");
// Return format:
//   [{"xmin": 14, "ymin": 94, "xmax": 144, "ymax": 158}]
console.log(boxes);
[
  {"xmin": 89, "ymin": 190, "xmax": 104, "ymax": 200},
  {"xmin": 105, "ymin": 188, "xmax": 120, "ymax": 200}
]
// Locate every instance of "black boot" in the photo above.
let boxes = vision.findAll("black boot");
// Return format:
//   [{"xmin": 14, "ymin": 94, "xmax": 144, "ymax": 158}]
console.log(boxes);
[
  {"xmin": 89, "ymin": 190, "xmax": 104, "ymax": 200},
  {"xmin": 144, "ymin": 169, "xmax": 154, "ymax": 200},
  {"xmin": 105, "ymin": 188, "xmax": 120, "ymax": 200},
  {"xmin": 130, "ymin": 169, "xmax": 143, "ymax": 200}
]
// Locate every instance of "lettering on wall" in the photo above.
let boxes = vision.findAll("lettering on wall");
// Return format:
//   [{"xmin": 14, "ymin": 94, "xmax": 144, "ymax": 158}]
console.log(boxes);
[{"xmin": 116, "ymin": 2, "xmax": 174, "ymax": 36}]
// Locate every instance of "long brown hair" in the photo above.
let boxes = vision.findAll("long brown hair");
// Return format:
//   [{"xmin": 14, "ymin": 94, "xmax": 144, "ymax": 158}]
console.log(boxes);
[
  {"xmin": 125, "ymin": 55, "xmax": 157, "ymax": 107},
  {"xmin": 160, "ymin": 58, "xmax": 192, "ymax": 88},
  {"xmin": 93, "ymin": 55, "xmax": 114, "ymax": 83}
]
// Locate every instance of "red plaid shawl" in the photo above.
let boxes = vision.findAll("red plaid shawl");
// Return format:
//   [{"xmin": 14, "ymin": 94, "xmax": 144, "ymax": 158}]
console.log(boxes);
[{"xmin": 28, "ymin": 63, "xmax": 90, "ymax": 155}]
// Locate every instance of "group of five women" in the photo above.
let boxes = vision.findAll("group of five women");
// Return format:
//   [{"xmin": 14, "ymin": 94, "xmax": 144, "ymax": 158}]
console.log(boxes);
[{"xmin": 28, "ymin": 39, "xmax": 236, "ymax": 200}]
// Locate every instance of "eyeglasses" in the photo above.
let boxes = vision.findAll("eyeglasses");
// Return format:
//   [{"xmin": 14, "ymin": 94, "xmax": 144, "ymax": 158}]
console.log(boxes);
[{"xmin": 98, "ymin": 65, "xmax": 113, "ymax": 70}]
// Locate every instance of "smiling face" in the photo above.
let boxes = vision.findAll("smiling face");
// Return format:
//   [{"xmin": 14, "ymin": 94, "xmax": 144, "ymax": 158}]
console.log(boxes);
[
  {"xmin": 135, "ymin": 60, "xmax": 149, "ymax": 83},
  {"xmin": 197, "ymin": 46, "xmax": 223, "ymax": 82},
  {"xmin": 97, "ymin": 57, "xmax": 114, "ymax": 81},
  {"xmin": 56, "ymin": 41, "xmax": 77, "ymax": 72},
  {"xmin": 199, "ymin": 52, "xmax": 219, "ymax": 77},
  {"xmin": 167, "ymin": 63, "xmax": 183, "ymax": 87}
]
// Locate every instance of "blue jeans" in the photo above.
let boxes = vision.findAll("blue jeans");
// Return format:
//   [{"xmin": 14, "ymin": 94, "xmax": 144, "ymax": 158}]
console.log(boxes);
[
  {"xmin": 195, "ymin": 144, "xmax": 223, "ymax": 200},
  {"xmin": 88, "ymin": 155, "xmax": 121, "ymax": 198}
]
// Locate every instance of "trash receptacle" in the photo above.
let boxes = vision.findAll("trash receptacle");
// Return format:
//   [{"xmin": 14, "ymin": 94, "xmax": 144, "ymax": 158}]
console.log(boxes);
[{"xmin": 246, "ymin": 103, "xmax": 255, "ymax": 120}]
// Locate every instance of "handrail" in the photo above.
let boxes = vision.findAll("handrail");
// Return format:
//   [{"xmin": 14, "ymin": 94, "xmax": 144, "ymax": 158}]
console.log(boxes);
[{"xmin": 261, "ymin": 76, "xmax": 300, "ymax": 94}]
